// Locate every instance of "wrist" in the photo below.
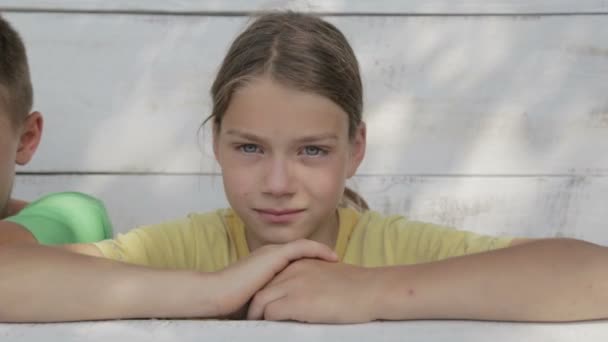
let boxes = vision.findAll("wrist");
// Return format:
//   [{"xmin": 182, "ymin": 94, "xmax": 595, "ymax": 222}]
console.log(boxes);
[
  {"xmin": 210, "ymin": 268, "xmax": 250, "ymax": 318},
  {"xmin": 192, "ymin": 271, "xmax": 225, "ymax": 318},
  {"xmin": 153, "ymin": 270, "xmax": 224, "ymax": 319},
  {"xmin": 370, "ymin": 265, "xmax": 422, "ymax": 321},
  {"xmin": 364, "ymin": 265, "xmax": 403, "ymax": 321}
]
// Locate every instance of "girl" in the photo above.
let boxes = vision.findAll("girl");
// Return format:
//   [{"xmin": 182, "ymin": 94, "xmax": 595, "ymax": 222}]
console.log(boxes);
[{"xmin": 0, "ymin": 12, "xmax": 607, "ymax": 323}]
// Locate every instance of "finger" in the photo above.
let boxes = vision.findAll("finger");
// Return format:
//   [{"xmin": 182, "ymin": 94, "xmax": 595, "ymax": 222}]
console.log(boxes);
[
  {"xmin": 280, "ymin": 239, "xmax": 338, "ymax": 263},
  {"xmin": 265, "ymin": 268, "xmax": 295, "ymax": 287},
  {"xmin": 265, "ymin": 258, "xmax": 315, "ymax": 287},
  {"xmin": 247, "ymin": 286, "xmax": 286, "ymax": 320},
  {"xmin": 261, "ymin": 240, "xmax": 336, "ymax": 280},
  {"xmin": 263, "ymin": 296, "xmax": 295, "ymax": 321}
]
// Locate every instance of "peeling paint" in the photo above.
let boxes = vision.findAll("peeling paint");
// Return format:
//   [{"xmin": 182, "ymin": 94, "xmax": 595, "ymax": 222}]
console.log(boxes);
[
  {"xmin": 568, "ymin": 45, "xmax": 608, "ymax": 59},
  {"xmin": 589, "ymin": 105, "xmax": 608, "ymax": 128}
]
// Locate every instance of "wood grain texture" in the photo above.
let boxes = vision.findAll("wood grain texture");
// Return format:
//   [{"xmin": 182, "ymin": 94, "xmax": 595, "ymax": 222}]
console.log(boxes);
[
  {"xmin": 13, "ymin": 174, "xmax": 608, "ymax": 244},
  {"xmin": 2, "ymin": 12, "xmax": 607, "ymax": 174},
  {"xmin": 2, "ymin": 8, "xmax": 607, "ymax": 245},
  {"xmin": 1, "ymin": 0, "xmax": 608, "ymax": 14}
]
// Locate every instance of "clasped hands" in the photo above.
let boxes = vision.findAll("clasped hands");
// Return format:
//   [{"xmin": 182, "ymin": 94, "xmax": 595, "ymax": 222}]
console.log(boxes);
[{"xmin": 215, "ymin": 239, "xmax": 387, "ymax": 323}]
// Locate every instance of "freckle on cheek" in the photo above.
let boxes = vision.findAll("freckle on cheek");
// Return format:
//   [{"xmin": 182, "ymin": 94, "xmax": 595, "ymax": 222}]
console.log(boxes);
[{"xmin": 408, "ymin": 289, "xmax": 415, "ymax": 296}]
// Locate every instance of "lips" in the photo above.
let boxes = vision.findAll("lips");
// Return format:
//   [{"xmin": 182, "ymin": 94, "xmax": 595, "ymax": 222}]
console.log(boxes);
[
  {"xmin": 256, "ymin": 208, "xmax": 304, "ymax": 215},
  {"xmin": 254, "ymin": 208, "xmax": 305, "ymax": 224}
]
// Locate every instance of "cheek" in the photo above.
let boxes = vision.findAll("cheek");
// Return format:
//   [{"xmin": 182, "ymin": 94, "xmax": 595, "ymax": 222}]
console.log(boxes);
[
  {"xmin": 221, "ymin": 166, "xmax": 256, "ymax": 200},
  {"xmin": 301, "ymin": 159, "xmax": 347, "ymax": 200},
  {"xmin": 0, "ymin": 129, "xmax": 19, "ymax": 213},
  {"xmin": 0, "ymin": 150, "xmax": 16, "ymax": 189},
  {"xmin": 0, "ymin": 166, "xmax": 13, "ymax": 216},
  {"xmin": 217, "ymin": 148, "xmax": 251, "ymax": 194}
]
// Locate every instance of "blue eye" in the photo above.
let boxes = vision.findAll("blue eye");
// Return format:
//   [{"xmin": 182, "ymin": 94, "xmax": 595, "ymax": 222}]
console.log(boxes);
[
  {"xmin": 303, "ymin": 146, "xmax": 324, "ymax": 156},
  {"xmin": 239, "ymin": 144, "xmax": 261, "ymax": 154}
]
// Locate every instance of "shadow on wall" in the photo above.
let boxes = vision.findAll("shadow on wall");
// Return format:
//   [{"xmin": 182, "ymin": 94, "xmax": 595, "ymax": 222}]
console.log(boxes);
[{"xmin": 6, "ymin": 5, "xmax": 608, "ymax": 238}]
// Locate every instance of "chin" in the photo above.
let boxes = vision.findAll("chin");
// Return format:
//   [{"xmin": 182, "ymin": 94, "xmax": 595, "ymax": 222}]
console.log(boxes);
[{"xmin": 256, "ymin": 225, "xmax": 310, "ymax": 245}]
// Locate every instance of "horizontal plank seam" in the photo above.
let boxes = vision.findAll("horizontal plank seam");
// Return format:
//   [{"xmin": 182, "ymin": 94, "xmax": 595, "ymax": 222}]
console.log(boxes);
[
  {"xmin": 1, "ymin": 8, "xmax": 608, "ymax": 17},
  {"xmin": 16, "ymin": 171, "xmax": 608, "ymax": 177}
]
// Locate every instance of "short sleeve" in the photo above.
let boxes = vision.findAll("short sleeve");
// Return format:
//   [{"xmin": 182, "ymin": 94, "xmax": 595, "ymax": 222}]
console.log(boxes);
[
  {"xmin": 93, "ymin": 212, "xmax": 234, "ymax": 272},
  {"xmin": 388, "ymin": 217, "xmax": 514, "ymax": 264},
  {"xmin": 343, "ymin": 211, "xmax": 514, "ymax": 267},
  {"xmin": 4, "ymin": 192, "xmax": 113, "ymax": 245}
]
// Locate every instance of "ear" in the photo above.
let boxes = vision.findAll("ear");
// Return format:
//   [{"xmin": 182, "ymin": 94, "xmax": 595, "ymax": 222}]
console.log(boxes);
[
  {"xmin": 346, "ymin": 122, "xmax": 366, "ymax": 179},
  {"xmin": 15, "ymin": 111, "xmax": 43, "ymax": 165}
]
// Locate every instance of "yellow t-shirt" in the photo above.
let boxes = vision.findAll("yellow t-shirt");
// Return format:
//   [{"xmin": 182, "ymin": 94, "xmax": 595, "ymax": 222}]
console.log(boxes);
[{"xmin": 94, "ymin": 208, "xmax": 513, "ymax": 271}]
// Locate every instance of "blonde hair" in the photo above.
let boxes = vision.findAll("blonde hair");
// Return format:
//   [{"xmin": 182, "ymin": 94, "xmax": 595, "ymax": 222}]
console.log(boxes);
[
  {"xmin": 339, "ymin": 186, "xmax": 369, "ymax": 211},
  {"xmin": 205, "ymin": 11, "xmax": 368, "ymax": 211}
]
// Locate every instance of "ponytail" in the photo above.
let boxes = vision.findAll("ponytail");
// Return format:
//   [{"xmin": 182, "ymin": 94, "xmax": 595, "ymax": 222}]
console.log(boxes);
[{"xmin": 339, "ymin": 186, "xmax": 369, "ymax": 212}]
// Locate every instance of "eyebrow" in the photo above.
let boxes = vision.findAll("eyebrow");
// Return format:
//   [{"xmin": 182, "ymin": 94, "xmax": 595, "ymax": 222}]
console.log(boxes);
[{"xmin": 225, "ymin": 129, "xmax": 339, "ymax": 144}]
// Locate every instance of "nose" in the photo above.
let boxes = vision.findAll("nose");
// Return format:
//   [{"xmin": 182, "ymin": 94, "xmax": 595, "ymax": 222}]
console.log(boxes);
[{"xmin": 263, "ymin": 157, "xmax": 295, "ymax": 197}]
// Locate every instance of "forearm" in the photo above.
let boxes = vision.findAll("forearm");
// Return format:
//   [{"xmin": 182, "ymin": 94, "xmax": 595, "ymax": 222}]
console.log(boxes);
[
  {"xmin": 0, "ymin": 221, "xmax": 37, "ymax": 245},
  {"xmin": 376, "ymin": 238, "xmax": 608, "ymax": 322},
  {"xmin": 5, "ymin": 198, "xmax": 28, "ymax": 217},
  {"xmin": 0, "ymin": 244, "xmax": 220, "ymax": 322}
]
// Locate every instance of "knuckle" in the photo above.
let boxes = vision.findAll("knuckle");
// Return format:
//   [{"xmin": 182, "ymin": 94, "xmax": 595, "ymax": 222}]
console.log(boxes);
[
  {"xmin": 251, "ymin": 290, "xmax": 266, "ymax": 305},
  {"xmin": 258, "ymin": 289, "xmax": 278, "ymax": 306},
  {"xmin": 248, "ymin": 299, "xmax": 262, "ymax": 315}
]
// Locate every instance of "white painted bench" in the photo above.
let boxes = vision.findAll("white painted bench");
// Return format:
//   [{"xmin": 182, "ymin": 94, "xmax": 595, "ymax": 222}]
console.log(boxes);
[{"xmin": 1, "ymin": 320, "xmax": 608, "ymax": 342}]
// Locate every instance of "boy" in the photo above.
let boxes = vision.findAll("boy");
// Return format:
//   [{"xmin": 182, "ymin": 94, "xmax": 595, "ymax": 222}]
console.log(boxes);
[{"xmin": 0, "ymin": 15, "xmax": 112, "ymax": 245}]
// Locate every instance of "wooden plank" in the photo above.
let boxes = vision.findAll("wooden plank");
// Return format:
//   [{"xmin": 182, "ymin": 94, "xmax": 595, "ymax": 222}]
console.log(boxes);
[
  {"xmin": 1, "ymin": 0, "xmax": 607, "ymax": 15},
  {"xmin": 13, "ymin": 174, "xmax": 608, "ymax": 245},
  {"xmin": 4, "ymin": 13, "xmax": 608, "ymax": 174}
]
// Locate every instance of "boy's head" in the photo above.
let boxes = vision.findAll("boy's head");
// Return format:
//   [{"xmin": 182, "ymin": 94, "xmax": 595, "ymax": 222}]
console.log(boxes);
[
  {"xmin": 0, "ymin": 15, "xmax": 42, "ymax": 217},
  {"xmin": 0, "ymin": 14, "xmax": 33, "ymax": 127}
]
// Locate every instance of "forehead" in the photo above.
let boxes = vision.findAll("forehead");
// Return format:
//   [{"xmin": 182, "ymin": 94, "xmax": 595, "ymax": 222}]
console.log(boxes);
[{"xmin": 220, "ymin": 77, "xmax": 349, "ymax": 140}]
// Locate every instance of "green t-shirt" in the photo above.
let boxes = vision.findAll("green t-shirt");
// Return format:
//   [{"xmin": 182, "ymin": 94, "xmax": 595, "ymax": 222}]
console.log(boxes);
[{"xmin": 3, "ymin": 192, "xmax": 113, "ymax": 245}]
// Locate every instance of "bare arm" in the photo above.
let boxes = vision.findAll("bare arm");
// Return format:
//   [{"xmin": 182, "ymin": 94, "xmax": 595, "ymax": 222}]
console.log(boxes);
[
  {"xmin": 0, "ymin": 239, "xmax": 337, "ymax": 322},
  {"xmin": 5, "ymin": 198, "xmax": 28, "ymax": 217},
  {"xmin": 0, "ymin": 221, "xmax": 37, "ymax": 245},
  {"xmin": 246, "ymin": 238, "xmax": 608, "ymax": 323},
  {"xmin": 377, "ymin": 238, "xmax": 608, "ymax": 322},
  {"xmin": 58, "ymin": 242, "xmax": 104, "ymax": 257},
  {"xmin": 0, "ymin": 198, "xmax": 36, "ymax": 245},
  {"xmin": 0, "ymin": 243, "xmax": 220, "ymax": 322}
]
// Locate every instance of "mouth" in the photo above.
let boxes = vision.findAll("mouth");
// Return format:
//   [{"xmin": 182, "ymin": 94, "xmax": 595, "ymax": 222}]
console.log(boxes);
[{"xmin": 253, "ymin": 208, "xmax": 306, "ymax": 224}]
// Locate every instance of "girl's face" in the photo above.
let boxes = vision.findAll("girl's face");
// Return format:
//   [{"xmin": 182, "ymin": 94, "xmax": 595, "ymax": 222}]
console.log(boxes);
[{"xmin": 213, "ymin": 76, "xmax": 365, "ymax": 250}]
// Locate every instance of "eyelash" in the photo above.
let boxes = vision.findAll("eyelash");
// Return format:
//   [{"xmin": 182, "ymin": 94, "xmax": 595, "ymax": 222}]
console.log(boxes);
[
  {"xmin": 236, "ymin": 144, "xmax": 329, "ymax": 157},
  {"xmin": 238, "ymin": 143, "xmax": 262, "ymax": 154},
  {"xmin": 301, "ymin": 145, "xmax": 327, "ymax": 157}
]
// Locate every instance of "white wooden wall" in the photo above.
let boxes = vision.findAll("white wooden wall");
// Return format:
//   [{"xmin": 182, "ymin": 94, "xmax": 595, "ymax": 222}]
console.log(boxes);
[{"xmin": 2, "ymin": 1, "xmax": 607, "ymax": 242}]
